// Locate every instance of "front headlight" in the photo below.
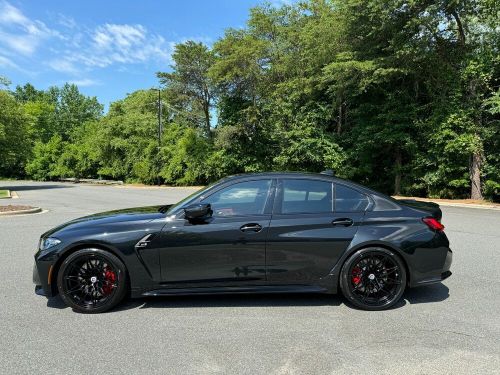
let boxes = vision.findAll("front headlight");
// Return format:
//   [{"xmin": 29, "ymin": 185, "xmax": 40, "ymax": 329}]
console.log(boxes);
[{"xmin": 40, "ymin": 237, "xmax": 61, "ymax": 250}]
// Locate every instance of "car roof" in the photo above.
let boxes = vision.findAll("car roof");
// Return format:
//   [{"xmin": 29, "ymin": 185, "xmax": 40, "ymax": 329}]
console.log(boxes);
[{"xmin": 220, "ymin": 171, "xmax": 354, "ymax": 186}]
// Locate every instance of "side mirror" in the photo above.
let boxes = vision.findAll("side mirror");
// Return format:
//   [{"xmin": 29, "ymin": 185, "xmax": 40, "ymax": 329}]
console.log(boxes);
[{"xmin": 184, "ymin": 203, "xmax": 212, "ymax": 222}]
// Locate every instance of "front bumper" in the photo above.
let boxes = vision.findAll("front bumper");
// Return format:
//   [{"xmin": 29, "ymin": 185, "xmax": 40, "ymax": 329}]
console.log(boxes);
[{"xmin": 33, "ymin": 256, "xmax": 57, "ymax": 297}]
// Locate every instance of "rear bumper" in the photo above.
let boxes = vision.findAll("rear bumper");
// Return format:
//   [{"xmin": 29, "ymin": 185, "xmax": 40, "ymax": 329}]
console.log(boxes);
[{"xmin": 410, "ymin": 248, "xmax": 452, "ymax": 287}]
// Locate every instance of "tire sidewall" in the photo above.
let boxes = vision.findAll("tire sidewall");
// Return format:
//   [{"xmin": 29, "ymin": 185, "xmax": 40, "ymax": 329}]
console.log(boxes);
[
  {"xmin": 57, "ymin": 248, "xmax": 128, "ymax": 314},
  {"xmin": 340, "ymin": 247, "xmax": 407, "ymax": 311}
]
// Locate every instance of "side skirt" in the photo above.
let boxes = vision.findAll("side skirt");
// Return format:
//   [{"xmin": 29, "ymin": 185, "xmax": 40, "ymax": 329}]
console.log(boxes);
[{"xmin": 141, "ymin": 284, "xmax": 329, "ymax": 297}]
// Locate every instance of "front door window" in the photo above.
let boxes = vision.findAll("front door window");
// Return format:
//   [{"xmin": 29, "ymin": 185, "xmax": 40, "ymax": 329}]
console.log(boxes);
[{"xmin": 201, "ymin": 179, "xmax": 272, "ymax": 216}]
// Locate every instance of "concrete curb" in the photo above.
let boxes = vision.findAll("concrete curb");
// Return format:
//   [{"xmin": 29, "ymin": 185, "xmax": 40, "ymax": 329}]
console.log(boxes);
[
  {"xmin": 0, "ymin": 206, "xmax": 42, "ymax": 216},
  {"xmin": 431, "ymin": 202, "xmax": 500, "ymax": 210},
  {"xmin": 392, "ymin": 196, "xmax": 500, "ymax": 211},
  {"xmin": 60, "ymin": 178, "xmax": 123, "ymax": 185}
]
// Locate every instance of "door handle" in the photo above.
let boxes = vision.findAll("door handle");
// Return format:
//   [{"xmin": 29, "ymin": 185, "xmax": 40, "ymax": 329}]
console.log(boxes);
[
  {"xmin": 240, "ymin": 223, "xmax": 263, "ymax": 232},
  {"xmin": 332, "ymin": 218, "xmax": 354, "ymax": 227}
]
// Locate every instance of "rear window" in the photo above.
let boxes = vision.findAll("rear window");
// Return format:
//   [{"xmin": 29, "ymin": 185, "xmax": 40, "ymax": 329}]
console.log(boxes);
[{"xmin": 335, "ymin": 184, "xmax": 370, "ymax": 212}]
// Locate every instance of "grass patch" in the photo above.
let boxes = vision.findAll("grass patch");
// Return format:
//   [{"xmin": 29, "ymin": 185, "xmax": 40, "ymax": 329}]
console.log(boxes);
[{"xmin": 0, "ymin": 189, "xmax": 10, "ymax": 198}]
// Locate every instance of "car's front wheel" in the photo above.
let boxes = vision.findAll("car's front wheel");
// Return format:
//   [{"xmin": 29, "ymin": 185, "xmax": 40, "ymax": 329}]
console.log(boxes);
[
  {"xmin": 340, "ymin": 247, "xmax": 406, "ymax": 310},
  {"xmin": 57, "ymin": 248, "xmax": 128, "ymax": 313}
]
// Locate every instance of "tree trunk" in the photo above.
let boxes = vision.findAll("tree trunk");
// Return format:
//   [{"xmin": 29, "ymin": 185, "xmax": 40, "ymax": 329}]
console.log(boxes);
[
  {"xmin": 394, "ymin": 148, "xmax": 402, "ymax": 196},
  {"xmin": 337, "ymin": 101, "xmax": 342, "ymax": 134},
  {"xmin": 470, "ymin": 150, "xmax": 483, "ymax": 200},
  {"xmin": 203, "ymin": 103, "xmax": 211, "ymax": 138}
]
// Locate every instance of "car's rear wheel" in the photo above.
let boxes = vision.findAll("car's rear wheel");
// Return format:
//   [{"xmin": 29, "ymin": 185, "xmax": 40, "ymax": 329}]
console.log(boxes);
[
  {"xmin": 340, "ymin": 247, "xmax": 406, "ymax": 310},
  {"xmin": 57, "ymin": 248, "xmax": 128, "ymax": 313}
]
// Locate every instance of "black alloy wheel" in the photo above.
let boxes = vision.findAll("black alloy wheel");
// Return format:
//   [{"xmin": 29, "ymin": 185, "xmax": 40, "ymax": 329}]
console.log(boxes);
[
  {"xmin": 57, "ymin": 248, "xmax": 128, "ymax": 313},
  {"xmin": 340, "ymin": 247, "xmax": 406, "ymax": 310}
]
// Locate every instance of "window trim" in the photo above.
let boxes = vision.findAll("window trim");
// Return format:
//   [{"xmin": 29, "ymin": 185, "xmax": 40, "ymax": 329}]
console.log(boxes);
[{"xmin": 274, "ymin": 178, "xmax": 334, "ymax": 215}]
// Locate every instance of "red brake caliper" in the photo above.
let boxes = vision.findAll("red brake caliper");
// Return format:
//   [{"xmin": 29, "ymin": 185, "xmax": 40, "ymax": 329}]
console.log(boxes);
[
  {"xmin": 102, "ymin": 268, "xmax": 116, "ymax": 295},
  {"xmin": 352, "ymin": 266, "xmax": 362, "ymax": 285}
]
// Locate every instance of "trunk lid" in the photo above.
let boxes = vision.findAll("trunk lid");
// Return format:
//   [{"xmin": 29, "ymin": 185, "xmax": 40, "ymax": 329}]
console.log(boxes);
[{"xmin": 396, "ymin": 199, "xmax": 442, "ymax": 221}]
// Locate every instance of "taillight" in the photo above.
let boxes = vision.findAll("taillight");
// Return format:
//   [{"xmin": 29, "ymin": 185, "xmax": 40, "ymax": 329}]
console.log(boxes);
[{"xmin": 422, "ymin": 217, "xmax": 445, "ymax": 231}]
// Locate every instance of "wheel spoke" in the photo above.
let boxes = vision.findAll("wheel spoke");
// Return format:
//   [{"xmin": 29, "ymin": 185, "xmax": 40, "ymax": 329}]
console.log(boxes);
[
  {"xmin": 383, "ymin": 266, "xmax": 398, "ymax": 274},
  {"xmin": 64, "ymin": 285, "xmax": 84, "ymax": 295}
]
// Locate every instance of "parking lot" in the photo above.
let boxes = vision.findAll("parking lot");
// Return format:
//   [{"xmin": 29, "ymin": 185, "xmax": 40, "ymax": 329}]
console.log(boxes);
[{"xmin": 0, "ymin": 181, "xmax": 499, "ymax": 374}]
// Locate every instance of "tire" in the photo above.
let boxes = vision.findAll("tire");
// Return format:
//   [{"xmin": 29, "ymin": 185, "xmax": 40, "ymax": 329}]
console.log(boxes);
[
  {"xmin": 340, "ymin": 247, "xmax": 406, "ymax": 311},
  {"xmin": 57, "ymin": 248, "xmax": 128, "ymax": 313}
]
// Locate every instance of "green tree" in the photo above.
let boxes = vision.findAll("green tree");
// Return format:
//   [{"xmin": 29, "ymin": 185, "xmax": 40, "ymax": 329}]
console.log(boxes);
[
  {"xmin": 0, "ymin": 76, "xmax": 11, "ymax": 88},
  {"xmin": 54, "ymin": 84, "xmax": 103, "ymax": 140},
  {"xmin": 0, "ymin": 90, "xmax": 30, "ymax": 176},
  {"xmin": 157, "ymin": 41, "xmax": 216, "ymax": 136},
  {"xmin": 3, "ymin": 1, "xmax": 498, "ymax": 201}
]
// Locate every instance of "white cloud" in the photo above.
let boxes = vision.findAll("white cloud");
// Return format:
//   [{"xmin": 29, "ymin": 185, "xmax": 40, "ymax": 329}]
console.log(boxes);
[
  {"xmin": 66, "ymin": 78, "xmax": 100, "ymax": 87},
  {"xmin": 57, "ymin": 14, "xmax": 76, "ymax": 29},
  {"xmin": 48, "ymin": 59, "xmax": 79, "ymax": 74},
  {"xmin": 0, "ymin": 1, "xmax": 205, "ymax": 77},
  {"xmin": 0, "ymin": 54, "xmax": 18, "ymax": 68},
  {"xmin": 82, "ymin": 23, "xmax": 170, "ymax": 67},
  {"xmin": 94, "ymin": 24, "xmax": 146, "ymax": 49},
  {"xmin": 46, "ymin": 23, "xmax": 172, "ymax": 73},
  {"xmin": 0, "ymin": 1, "xmax": 60, "ymax": 55},
  {"xmin": 0, "ymin": 1, "xmax": 28, "ymax": 25}
]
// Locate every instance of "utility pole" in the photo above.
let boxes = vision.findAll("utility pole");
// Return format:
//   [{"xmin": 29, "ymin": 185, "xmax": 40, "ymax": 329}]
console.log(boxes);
[
  {"xmin": 157, "ymin": 88, "xmax": 162, "ymax": 149},
  {"xmin": 151, "ymin": 88, "xmax": 163, "ymax": 186}
]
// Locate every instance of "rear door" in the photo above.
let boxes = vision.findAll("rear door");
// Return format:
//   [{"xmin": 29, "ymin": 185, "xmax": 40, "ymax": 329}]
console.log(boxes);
[{"xmin": 265, "ymin": 179, "xmax": 369, "ymax": 284}]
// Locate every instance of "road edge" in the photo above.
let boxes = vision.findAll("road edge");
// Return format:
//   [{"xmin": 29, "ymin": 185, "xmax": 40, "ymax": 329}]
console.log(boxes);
[{"xmin": 0, "ymin": 206, "xmax": 42, "ymax": 216}]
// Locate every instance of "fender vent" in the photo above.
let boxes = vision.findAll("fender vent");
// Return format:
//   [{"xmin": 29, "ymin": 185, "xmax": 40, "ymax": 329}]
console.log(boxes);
[{"xmin": 135, "ymin": 233, "xmax": 156, "ymax": 248}]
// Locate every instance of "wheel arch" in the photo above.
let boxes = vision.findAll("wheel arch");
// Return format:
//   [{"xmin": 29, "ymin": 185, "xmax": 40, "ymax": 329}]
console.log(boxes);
[
  {"xmin": 49, "ymin": 243, "xmax": 129, "ymax": 296},
  {"xmin": 333, "ymin": 242, "xmax": 411, "ymax": 289}
]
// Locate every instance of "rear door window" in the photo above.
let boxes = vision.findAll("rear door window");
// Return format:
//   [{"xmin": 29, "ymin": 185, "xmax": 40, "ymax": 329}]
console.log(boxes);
[
  {"xmin": 280, "ymin": 179, "xmax": 333, "ymax": 214},
  {"xmin": 335, "ymin": 184, "xmax": 370, "ymax": 212}
]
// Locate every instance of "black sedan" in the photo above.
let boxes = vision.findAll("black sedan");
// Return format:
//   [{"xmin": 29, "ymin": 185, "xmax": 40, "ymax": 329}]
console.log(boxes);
[{"xmin": 33, "ymin": 171, "xmax": 452, "ymax": 313}]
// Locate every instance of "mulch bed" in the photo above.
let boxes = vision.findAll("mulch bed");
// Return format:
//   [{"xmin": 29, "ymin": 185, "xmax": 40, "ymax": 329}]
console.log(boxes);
[{"xmin": 0, "ymin": 205, "xmax": 36, "ymax": 212}]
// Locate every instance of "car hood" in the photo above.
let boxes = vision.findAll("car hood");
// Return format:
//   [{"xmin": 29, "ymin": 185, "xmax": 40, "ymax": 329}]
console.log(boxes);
[{"xmin": 42, "ymin": 205, "xmax": 171, "ymax": 238}]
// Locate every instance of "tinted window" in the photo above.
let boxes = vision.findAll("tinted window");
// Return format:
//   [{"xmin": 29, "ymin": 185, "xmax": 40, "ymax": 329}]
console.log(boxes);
[
  {"xmin": 201, "ymin": 180, "xmax": 272, "ymax": 216},
  {"xmin": 281, "ymin": 179, "xmax": 333, "ymax": 214},
  {"xmin": 335, "ymin": 184, "xmax": 369, "ymax": 212}
]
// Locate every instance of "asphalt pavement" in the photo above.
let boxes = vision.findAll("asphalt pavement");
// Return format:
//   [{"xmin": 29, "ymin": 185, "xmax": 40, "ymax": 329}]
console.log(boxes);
[{"xmin": 0, "ymin": 181, "xmax": 499, "ymax": 374}]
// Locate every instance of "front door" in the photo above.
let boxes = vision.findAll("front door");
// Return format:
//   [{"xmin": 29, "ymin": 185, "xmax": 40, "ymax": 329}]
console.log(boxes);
[{"xmin": 158, "ymin": 179, "xmax": 274, "ymax": 287}]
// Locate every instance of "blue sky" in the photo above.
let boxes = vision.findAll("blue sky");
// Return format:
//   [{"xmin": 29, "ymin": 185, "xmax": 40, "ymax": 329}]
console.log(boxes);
[{"xmin": 0, "ymin": 0, "xmax": 289, "ymax": 108}]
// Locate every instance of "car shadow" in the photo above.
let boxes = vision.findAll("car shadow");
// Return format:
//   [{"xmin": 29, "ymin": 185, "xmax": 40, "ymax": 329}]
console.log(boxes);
[
  {"xmin": 404, "ymin": 283, "xmax": 450, "ymax": 304},
  {"xmin": 46, "ymin": 296, "xmax": 68, "ymax": 309},
  {"xmin": 115, "ymin": 293, "xmax": 343, "ymax": 312},
  {"xmin": 46, "ymin": 284, "xmax": 450, "ymax": 312}
]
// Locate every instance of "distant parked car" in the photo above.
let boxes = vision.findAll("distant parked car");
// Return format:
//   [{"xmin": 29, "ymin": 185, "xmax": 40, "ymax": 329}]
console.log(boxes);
[{"xmin": 33, "ymin": 171, "xmax": 452, "ymax": 313}]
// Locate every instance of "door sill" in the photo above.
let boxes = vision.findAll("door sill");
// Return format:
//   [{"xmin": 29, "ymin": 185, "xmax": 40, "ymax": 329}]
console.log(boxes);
[{"xmin": 141, "ymin": 284, "xmax": 328, "ymax": 297}]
